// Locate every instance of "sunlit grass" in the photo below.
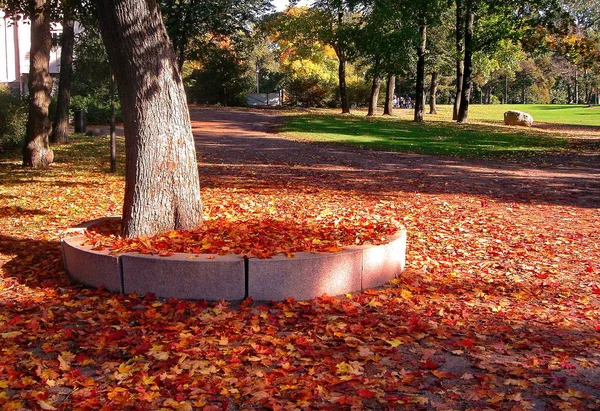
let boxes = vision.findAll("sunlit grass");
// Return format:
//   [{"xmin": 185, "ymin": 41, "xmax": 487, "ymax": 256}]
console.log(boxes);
[
  {"xmin": 280, "ymin": 113, "xmax": 572, "ymax": 158},
  {"xmin": 428, "ymin": 104, "xmax": 600, "ymax": 126}
]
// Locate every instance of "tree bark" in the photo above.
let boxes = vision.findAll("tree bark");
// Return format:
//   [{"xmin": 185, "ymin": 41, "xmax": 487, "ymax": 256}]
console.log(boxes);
[
  {"xmin": 383, "ymin": 74, "xmax": 395, "ymax": 115},
  {"xmin": 336, "ymin": 48, "xmax": 350, "ymax": 114},
  {"xmin": 22, "ymin": 0, "xmax": 54, "ymax": 167},
  {"xmin": 94, "ymin": 0, "xmax": 203, "ymax": 238},
  {"xmin": 453, "ymin": 0, "xmax": 464, "ymax": 121},
  {"xmin": 50, "ymin": 6, "xmax": 75, "ymax": 145},
  {"xmin": 367, "ymin": 65, "xmax": 381, "ymax": 117},
  {"xmin": 414, "ymin": 24, "xmax": 426, "ymax": 122},
  {"xmin": 574, "ymin": 66, "xmax": 579, "ymax": 104},
  {"xmin": 457, "ymin": 3, "xmax": 474, "ymax": 123},
  {"xmin": 428, "ymin": 71, "xmax": 438, "ymax": 114}
]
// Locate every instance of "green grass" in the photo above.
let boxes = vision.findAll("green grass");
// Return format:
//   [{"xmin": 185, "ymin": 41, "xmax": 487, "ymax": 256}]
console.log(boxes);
[
  {"xmin": 280, "ymin": 114, "xmax": 571, "ymax": 158},
  {"xmin": 432, "ymin": 104, "xmax": 600, "ymax": 126}
]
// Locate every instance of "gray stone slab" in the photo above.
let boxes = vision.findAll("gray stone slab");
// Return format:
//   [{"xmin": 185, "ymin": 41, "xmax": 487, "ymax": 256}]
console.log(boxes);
[
  {"xmin": 62, "ymin": 235, "xmax": 123, "ymax": 293},
  {"xmin": 121, "ymin": 253, "xmax": 245, "ymax": 301},
  {"xmin": 362, "ymin": 230, "xmax": 407, "ymax": 290},
  {"xmin": 248, "ymin": 250, "xmax": 363, "ymax": 301}
]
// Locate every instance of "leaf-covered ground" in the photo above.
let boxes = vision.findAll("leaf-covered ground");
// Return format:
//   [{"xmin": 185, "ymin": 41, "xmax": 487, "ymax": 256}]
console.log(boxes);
[{"xmin": 1, "ymin": 108, "xmax": 599, "ymax": 410}]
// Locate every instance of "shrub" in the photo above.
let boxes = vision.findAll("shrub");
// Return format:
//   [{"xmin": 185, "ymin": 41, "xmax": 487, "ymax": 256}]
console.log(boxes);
[
  {"xmin": 70, "ymin": 94, "xmax": 122, "ymax": 125},
  {"xmin": 0, "ymin": 86, "xmax": 27, "ymax": 153},
  {"xmin": 285, "ymin": 76, "xmax": 335, "ymax": 107}
]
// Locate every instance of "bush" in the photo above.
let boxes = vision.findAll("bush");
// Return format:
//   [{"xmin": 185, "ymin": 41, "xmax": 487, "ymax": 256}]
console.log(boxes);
[
  {"xmin": 0, "ymin": 86, "xmax": 27, "ymax": 153},
  {"xmin": 70, "ymin": 94, "xmax": 122, "ymax": 125},
  {"xmin": 285, "ymin": 76, "xmax": 335, "ymax": 107}
]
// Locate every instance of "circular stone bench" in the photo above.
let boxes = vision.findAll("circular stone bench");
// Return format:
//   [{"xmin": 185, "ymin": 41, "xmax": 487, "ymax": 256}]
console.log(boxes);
[{"xmin": 62, "ymin": 217, "xmax": 406, "ymax": 301}]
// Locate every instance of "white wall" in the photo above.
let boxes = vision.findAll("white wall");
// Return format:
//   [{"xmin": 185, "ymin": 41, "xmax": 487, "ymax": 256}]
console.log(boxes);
[{"xmin": 0, "ymin": 9, "xmax": 62, "ymax": 93}]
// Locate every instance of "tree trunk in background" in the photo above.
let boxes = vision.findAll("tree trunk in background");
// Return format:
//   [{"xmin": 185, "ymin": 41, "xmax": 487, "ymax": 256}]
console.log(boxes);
[
  {"xmin": 50, "ymin": 6, "xmax": 75, "ymax": 145},
  {"xmin": 22, "ymin": 0, "xmax": 54, "ymax": 167},
  {"xmin": 95, "ymin": 0, "xmax": 203, "ymax": 238},
  {"xmin": 383, "ymin": 74, "xmax": 395, "ymax": 115},
  {"xmin": 428, "ymin": 71, "xmax": 438, "ymax": 114},
  {"xmin": 367, "ymin": 67, "xmax": 381, "ymax": 117},
  {"xmin": 574, "ymin": 66, "xmax": 579, "ymax": 104},
  {"xmin": 453, "ymin": 0, "xmax": 464, "ymax": 121},
  {"xmin": 336, "ymin": 49, "xmax": 350, "ymax": 114},
  {"xmin": 414, "ymin": 24, "xmax": 426, "ymax": 122},
  {"xmin": 457, "ymin": 3, "xmax": 474, "ymax": 123}
]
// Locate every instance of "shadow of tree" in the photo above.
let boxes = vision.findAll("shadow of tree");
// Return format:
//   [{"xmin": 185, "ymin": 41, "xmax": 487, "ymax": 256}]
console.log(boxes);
[{"xmin": 190, "ymin": 108, "xmax": 600, "ymax": 209}]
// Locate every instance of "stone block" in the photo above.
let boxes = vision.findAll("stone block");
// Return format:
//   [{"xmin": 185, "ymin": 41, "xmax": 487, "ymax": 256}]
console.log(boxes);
[
  {"xmin": 504, "ymin": 110, "xmax": 533, "ymax": 127},
  {"xmin": 361, "ymin": 230, "xmax": 406, "ymax": 290},
  {"xmin": 62, "ymin": 235, "xmax": 123, "ymax": 293},
  {"xmin": 121, "ymin": 253, "xmax": 245, "ymax": 301},
  {"xmin": 248, "ymin": 250, "xmax": 362, "ymax": 301}
]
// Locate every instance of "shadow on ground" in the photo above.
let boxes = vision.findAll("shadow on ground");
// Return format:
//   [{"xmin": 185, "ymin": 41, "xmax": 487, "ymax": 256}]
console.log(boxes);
[{"xmin": 189, "ymin": 108, "xmax": 600, "ymax": 209}]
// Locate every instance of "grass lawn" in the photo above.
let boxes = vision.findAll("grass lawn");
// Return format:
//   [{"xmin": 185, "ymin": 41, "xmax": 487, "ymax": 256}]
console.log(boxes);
[
  {"xmin": 429, "ymin": 104, "xmax": 600, "ymax": 126},
  {"xmin": 280, "ymin": 114, "xmax": 572, "ymax": 158},
  {"xmin": 280, "ymin": 104, "xmax": 600, "ymax": 158}
]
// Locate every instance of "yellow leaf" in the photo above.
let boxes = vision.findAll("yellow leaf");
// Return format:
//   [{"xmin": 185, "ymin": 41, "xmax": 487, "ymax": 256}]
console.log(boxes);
[
  {"xmin": 386, "ymin": 338, "xmax": 404, "ymax": 347},
  {"xmin": 335, "ymin": 361, "xmax": 363, "ymax": 375},
  {"xmin": 149, "ymin": 350, "xmax": 169, "ymax": 361},
  {"xmin": 1, "ymin": 331, "xmax": 22, "ymax": 339},
  {"xmin": 57, "ymin": 354, "xmax": 71, "ymax": 371},
  {"xmin": 176, "ymin": 401, "xmax": 193, "ymax": 411},
  {"xmin": 142, "ymin": 375, "xmax": 156, "ymax": 385},
  {"xmin": 400, "ymin": 289, "xmax": 413, "ymax": 300},
  {"xmin": 38, "ymin": 400, "xmax": 57, "ymax": 410}
]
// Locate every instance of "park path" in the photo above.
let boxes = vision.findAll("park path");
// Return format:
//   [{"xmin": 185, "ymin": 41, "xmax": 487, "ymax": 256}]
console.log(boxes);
[{"xmin": 188, "ymin": 106, "xmax": 599, "ymax": 209}]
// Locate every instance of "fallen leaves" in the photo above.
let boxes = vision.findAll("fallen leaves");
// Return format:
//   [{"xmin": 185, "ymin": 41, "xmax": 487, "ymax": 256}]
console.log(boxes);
[
  {"xmin": 84, "ymin": 190, "xmax": 402, "ymax": 259},
  {"xmin": 1, "ymin": 131, "xmax": 600, "ymax": 410}
]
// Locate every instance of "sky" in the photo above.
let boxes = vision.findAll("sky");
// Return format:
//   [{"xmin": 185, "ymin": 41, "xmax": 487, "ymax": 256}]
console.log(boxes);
[
  {"xmin": 272, "ymin": 0, "xmax": 289, "ymax": 10},
  {"xmin": 272, "ymin": 0, "xmax": 311, "ymax": 11}
]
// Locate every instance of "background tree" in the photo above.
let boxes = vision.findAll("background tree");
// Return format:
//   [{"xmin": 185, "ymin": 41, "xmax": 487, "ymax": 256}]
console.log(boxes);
[
  {"xmin": 261, "ymin": 5, "xmax": 342, "ymax": 107},
  {"xmin": 4, "ymin": 0, "xmax": 56, "ymax": 167},
  {"xmin": 310, "ymin": 0, "xmax": 360, "ymax": 113},
  {"xmin": 93, "ymin": 0, "xmax": 202, "ymax": 238},
  {"xmin": 352, "ymin": 0, "xmax": 417, "ymax": 116},
  {"xmin": 50, "ymin": 0, "xmax": 75, "ymax": 144},
  {"xmin": 160, "ymin": 0, "xmax": 271, "ymax": 71}
]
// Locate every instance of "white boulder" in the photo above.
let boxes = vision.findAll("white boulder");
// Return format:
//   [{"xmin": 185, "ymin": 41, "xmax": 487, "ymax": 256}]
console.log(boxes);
[{"xmin": 504, "ymin": 110, "xmax": 534, "ymax": 127}]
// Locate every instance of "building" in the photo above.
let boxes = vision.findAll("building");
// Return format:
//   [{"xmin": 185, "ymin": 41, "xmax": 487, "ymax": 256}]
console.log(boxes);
[{"xmin": 0, "ymin": 9, "xmax": 63, "ymax": 96}]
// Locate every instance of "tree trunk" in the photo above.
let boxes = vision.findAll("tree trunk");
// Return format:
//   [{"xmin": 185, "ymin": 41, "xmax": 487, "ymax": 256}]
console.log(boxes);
[
  {"xmin": 428, "ymin": 72, "xmax": 438, "ymax": 114},
  {"xmin": 457, "ymin": 3, "xmax": 474, "ymax": 123},
  {"xmin": 94, "ymin": 0, "xmax": 203, "ymax": 238},
  {"xmin": 22, "ymin": 0, "xmax": 54, "ymax": 167},
  {"xmin": 574, "ymin": 66, "xmax": 579, "ymax": 104},
  {"xmin": 414, "ymin": 24, "xmax": 426, "ymax": 122},
  {"xmin": 336, "ymin": 49, "xmax": 350, "ymax": 114},
  {"xmin": 367, "ymin": 66, "xmax": 381, "ymax": 117},
  {"xmin": 50, "ymin": 7, "xmax": 75, "ymax": 145},
  {"xmin": 453, "ymin": 0, "xmax": 464, "ymax": 121},
  {"xmin": 383, "ymin": 74, "xmax": 395, "ymax": 115}
]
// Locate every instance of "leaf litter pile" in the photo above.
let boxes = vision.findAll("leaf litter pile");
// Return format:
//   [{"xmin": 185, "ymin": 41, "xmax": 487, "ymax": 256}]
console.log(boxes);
[
  {"xmin": 1, "ymin": 131, "xmax": 600, "ymax": 410},
  {"xmin": 85, "ymin": 190, "xmax": 402, "ymax": 258}
]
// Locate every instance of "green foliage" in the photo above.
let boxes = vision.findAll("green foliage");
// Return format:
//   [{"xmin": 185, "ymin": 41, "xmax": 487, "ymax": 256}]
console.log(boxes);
[
  {"xmin": 0, "ymin": 86, "xmax": 27, "ymax": 153},
  {"xmin": 184, "ymin": 42, "xmax": 254, "ymax": 106},
  {"xmin": 285, "ymin": 76, "xmax": 336, "ymax": 107},
  {"xmin": 70, "ymin": 94, "xmax": 122, "ymax": 125},
  {"xmin": 160, "ymin": 0, "xmax": 272, "ymax": 68},
  {"xmin": 71, "ymin": 27, "xmax": 121, "ymax": 124}
]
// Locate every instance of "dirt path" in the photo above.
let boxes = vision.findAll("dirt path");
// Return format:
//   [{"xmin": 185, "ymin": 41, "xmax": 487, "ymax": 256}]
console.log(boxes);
[{"xmin": 189, "ymin": 107, "xmax": 599, "ymax": 209}]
